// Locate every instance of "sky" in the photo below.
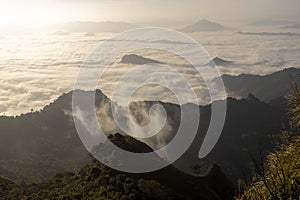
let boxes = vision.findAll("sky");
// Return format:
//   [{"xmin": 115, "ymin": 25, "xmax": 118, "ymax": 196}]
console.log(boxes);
[
  {"xmin": 0, "ymin": 0, "xmax": 300, "ymax": 116},
  {"xmin": 0, "ymin": 0, "xmax": 299, "ymax": 27}
]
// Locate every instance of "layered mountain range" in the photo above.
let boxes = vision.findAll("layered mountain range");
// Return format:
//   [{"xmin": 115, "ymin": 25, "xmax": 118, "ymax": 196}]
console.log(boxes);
[
  {"xmin": 0, "ymin": 67, "xmax": 298, "ymax": 199},
  {"xmin": 220, "ymin": 67, "xmax": 300, "ymax": 102}
]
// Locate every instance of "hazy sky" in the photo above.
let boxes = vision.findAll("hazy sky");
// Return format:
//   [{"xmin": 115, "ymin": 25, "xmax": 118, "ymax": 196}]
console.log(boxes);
[{"xmin": 0, "ymin": 0, "xmax": 299, "ymax": 26}]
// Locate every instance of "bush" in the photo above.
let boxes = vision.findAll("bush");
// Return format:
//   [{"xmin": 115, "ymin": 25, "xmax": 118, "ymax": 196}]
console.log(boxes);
[{"xmin": 240, "ymin": 84, "xmax": 300, "ymax": 200}]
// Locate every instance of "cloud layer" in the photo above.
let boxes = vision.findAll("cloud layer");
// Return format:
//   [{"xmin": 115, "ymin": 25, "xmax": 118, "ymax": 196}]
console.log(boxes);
[{"xmin": 0, "ymin": 29, "xmax": 300, "ymax": 115}]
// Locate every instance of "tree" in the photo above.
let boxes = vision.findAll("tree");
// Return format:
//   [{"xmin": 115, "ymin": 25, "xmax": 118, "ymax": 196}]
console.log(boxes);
[
  {"xmin": 240, "ymin": 83, "xmax": 300, "ymax": 200},
  {"xmin": 287, "ymin": 82, "xmax": 300, "ymax": 132}
]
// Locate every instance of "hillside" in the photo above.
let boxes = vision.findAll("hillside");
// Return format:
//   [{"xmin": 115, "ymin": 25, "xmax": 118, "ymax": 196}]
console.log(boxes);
[
  {"xmin": 219, "ymin": 67, "xmax": 300, "ymax": 102},
  {"xmin": 141, "ymin": 94, "xmax": 287, "ymax": 182},
  {"xmin": 0, "ymin": 88, "xmax": 288, "ymax": 185},
  {"xmin": 240, "ymin": 135, "xmax": 300, "ymax": 199},
  {"xmin": 1, "ymin": 134, "xmax": 234, "ymax": 200},
  {"xmin": 0, "ymin": 90, "xmax": 111, "ymax": 182},
  {"xmin": 240, "ymin": 84, "xmax": 300, "ymax": 199},
  {"xmin": 0, "ymin": 176, "xmax": 19, "ymax": 199}
]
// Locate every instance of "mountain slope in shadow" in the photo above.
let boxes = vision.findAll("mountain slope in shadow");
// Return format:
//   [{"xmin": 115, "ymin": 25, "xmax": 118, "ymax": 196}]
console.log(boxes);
[
  {"xmin": 2, "ymin": 133, "xmax": 234, "ymax": 200},
  {"xmin": 0, "ymin": 87, "xmax": 287, "ymax": 185},
  {"xmin": 174, "ymin": 93, "xmax": 287, "ymax": 182},
  {"xmin": 219, "ymin": 67, "xmax": 300, "ymax": 102}
]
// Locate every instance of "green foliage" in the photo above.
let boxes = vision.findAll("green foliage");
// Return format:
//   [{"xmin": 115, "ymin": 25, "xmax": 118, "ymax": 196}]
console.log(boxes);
[
  {"xmin": 240, "ymin": 84, "xmax": 300, "ymax": 200},
  {"xmin": 240, "ymin": 135, "xmax": 300, "ymax": 200},
  {"xmin": 138, "ymin": 179, "xmax": 168, "ymax": 199},
  {"xmin": 0, "ymin": 176, "xmax": 21, "ymax": 200},
  {"xmin": 287, "ymin": 82, "xmax": 300, "ymax": 131}
]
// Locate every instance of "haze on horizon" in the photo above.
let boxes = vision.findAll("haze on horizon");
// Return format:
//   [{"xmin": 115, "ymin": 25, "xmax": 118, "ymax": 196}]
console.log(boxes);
[
  {"xmin": 1, "ymin": 0, "xmax": 300, "ymax": 116},
  {"xmin": 0, "ymin": 0, "xmax": 299, "ymax": 28}
]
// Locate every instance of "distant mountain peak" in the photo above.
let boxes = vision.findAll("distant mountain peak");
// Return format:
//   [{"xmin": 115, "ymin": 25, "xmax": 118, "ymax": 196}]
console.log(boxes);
[
  {"xmin": 246, "ymin": 93, "xmax": 260, "ymax": 102},
  {"xmin": 181, "ymin": 19, "xmax": 231, "ymax": 32},
  {"xmin": 107, "ymin": 133, "xmax": 153, "ymax": 153},
  {"xmin": 120, "ymin": 54, "xmax": 163, "ymax": 65},
  {"xmin": 219, "ymin": 67, "xmax": 300, "ymax": 102},
  {"xmin": 211, "ymin": 57, "xmax": 233, "ymax": 66},
  {"xmin": 198, "ymin": 19, "xmax": 218, "ymax": 24}
]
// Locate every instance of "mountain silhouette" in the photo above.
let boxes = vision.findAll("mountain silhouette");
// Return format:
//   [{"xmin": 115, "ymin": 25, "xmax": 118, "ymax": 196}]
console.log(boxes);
[
  {"xmin": 1, "ymin": 133, "xmax": 234, "ymax": 199},
  {"xmin": 281, "ymin": 24, "xmax": 300, "ymax": 29},
  {"xmin": 0, "ymin": 68, "xmax": 295, "ymax": 183},
  {"xmin": 120, "ymin": 54, "xmax": 163, "ymax": 65},
  {"xmin": 0, "ymin": 87, "xmax": 288, "ymax": 184},
  {"xmin": 219, "ymin": 67, "xmax": 300, "ymax": 102},
  {"xmin": 237, "ymin": 31, "xmax": 300, "ymax": 36},
  {"xmin": 207, "ymin": 57, "xmax": 234, "ymax": 66},
  {"xmin": 181, "ymin": 19, "xmax": 231, "ymax": 32},
  {"xmin": 174, "ymin": 94, "xmax": 286, "ymax": 181}
]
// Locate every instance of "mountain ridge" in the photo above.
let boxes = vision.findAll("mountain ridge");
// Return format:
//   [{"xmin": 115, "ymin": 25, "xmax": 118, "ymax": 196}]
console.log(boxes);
[
  {"xmin": 120, "ymin": 54, "xmax": 164, "ymax": 65},
  {"xmin": 180, "ymin": 19, "xmax": 232, "ymax": 32},
  {"xmin": 207, "ymin": 57, "xmax": 234, "ymax": 66},
  {"xmin": 0, "ymin": 67, "xmax": 295, "ymax": 183},
  {"xmin": 0, "ymin": 88, "xmax": 287, "ymax": 184},
  {"xmin": 1, "ymin": 133, "xmax": 235, "ymax": 199},
  {"xmin": 218, "ymin": 67, "xmax": 300, "ymax": 102}
]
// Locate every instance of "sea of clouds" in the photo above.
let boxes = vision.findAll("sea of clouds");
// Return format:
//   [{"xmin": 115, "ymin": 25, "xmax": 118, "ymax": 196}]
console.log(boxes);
[{"xmin": 0, "ymin": 28, "xmax": 300, "ymax": 116}]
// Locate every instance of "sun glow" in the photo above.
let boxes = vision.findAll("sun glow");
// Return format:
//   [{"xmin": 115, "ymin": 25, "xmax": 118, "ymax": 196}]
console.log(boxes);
[{"xmin": 0, "ymin": 1, "xmax": 63, "ymax": 27}]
